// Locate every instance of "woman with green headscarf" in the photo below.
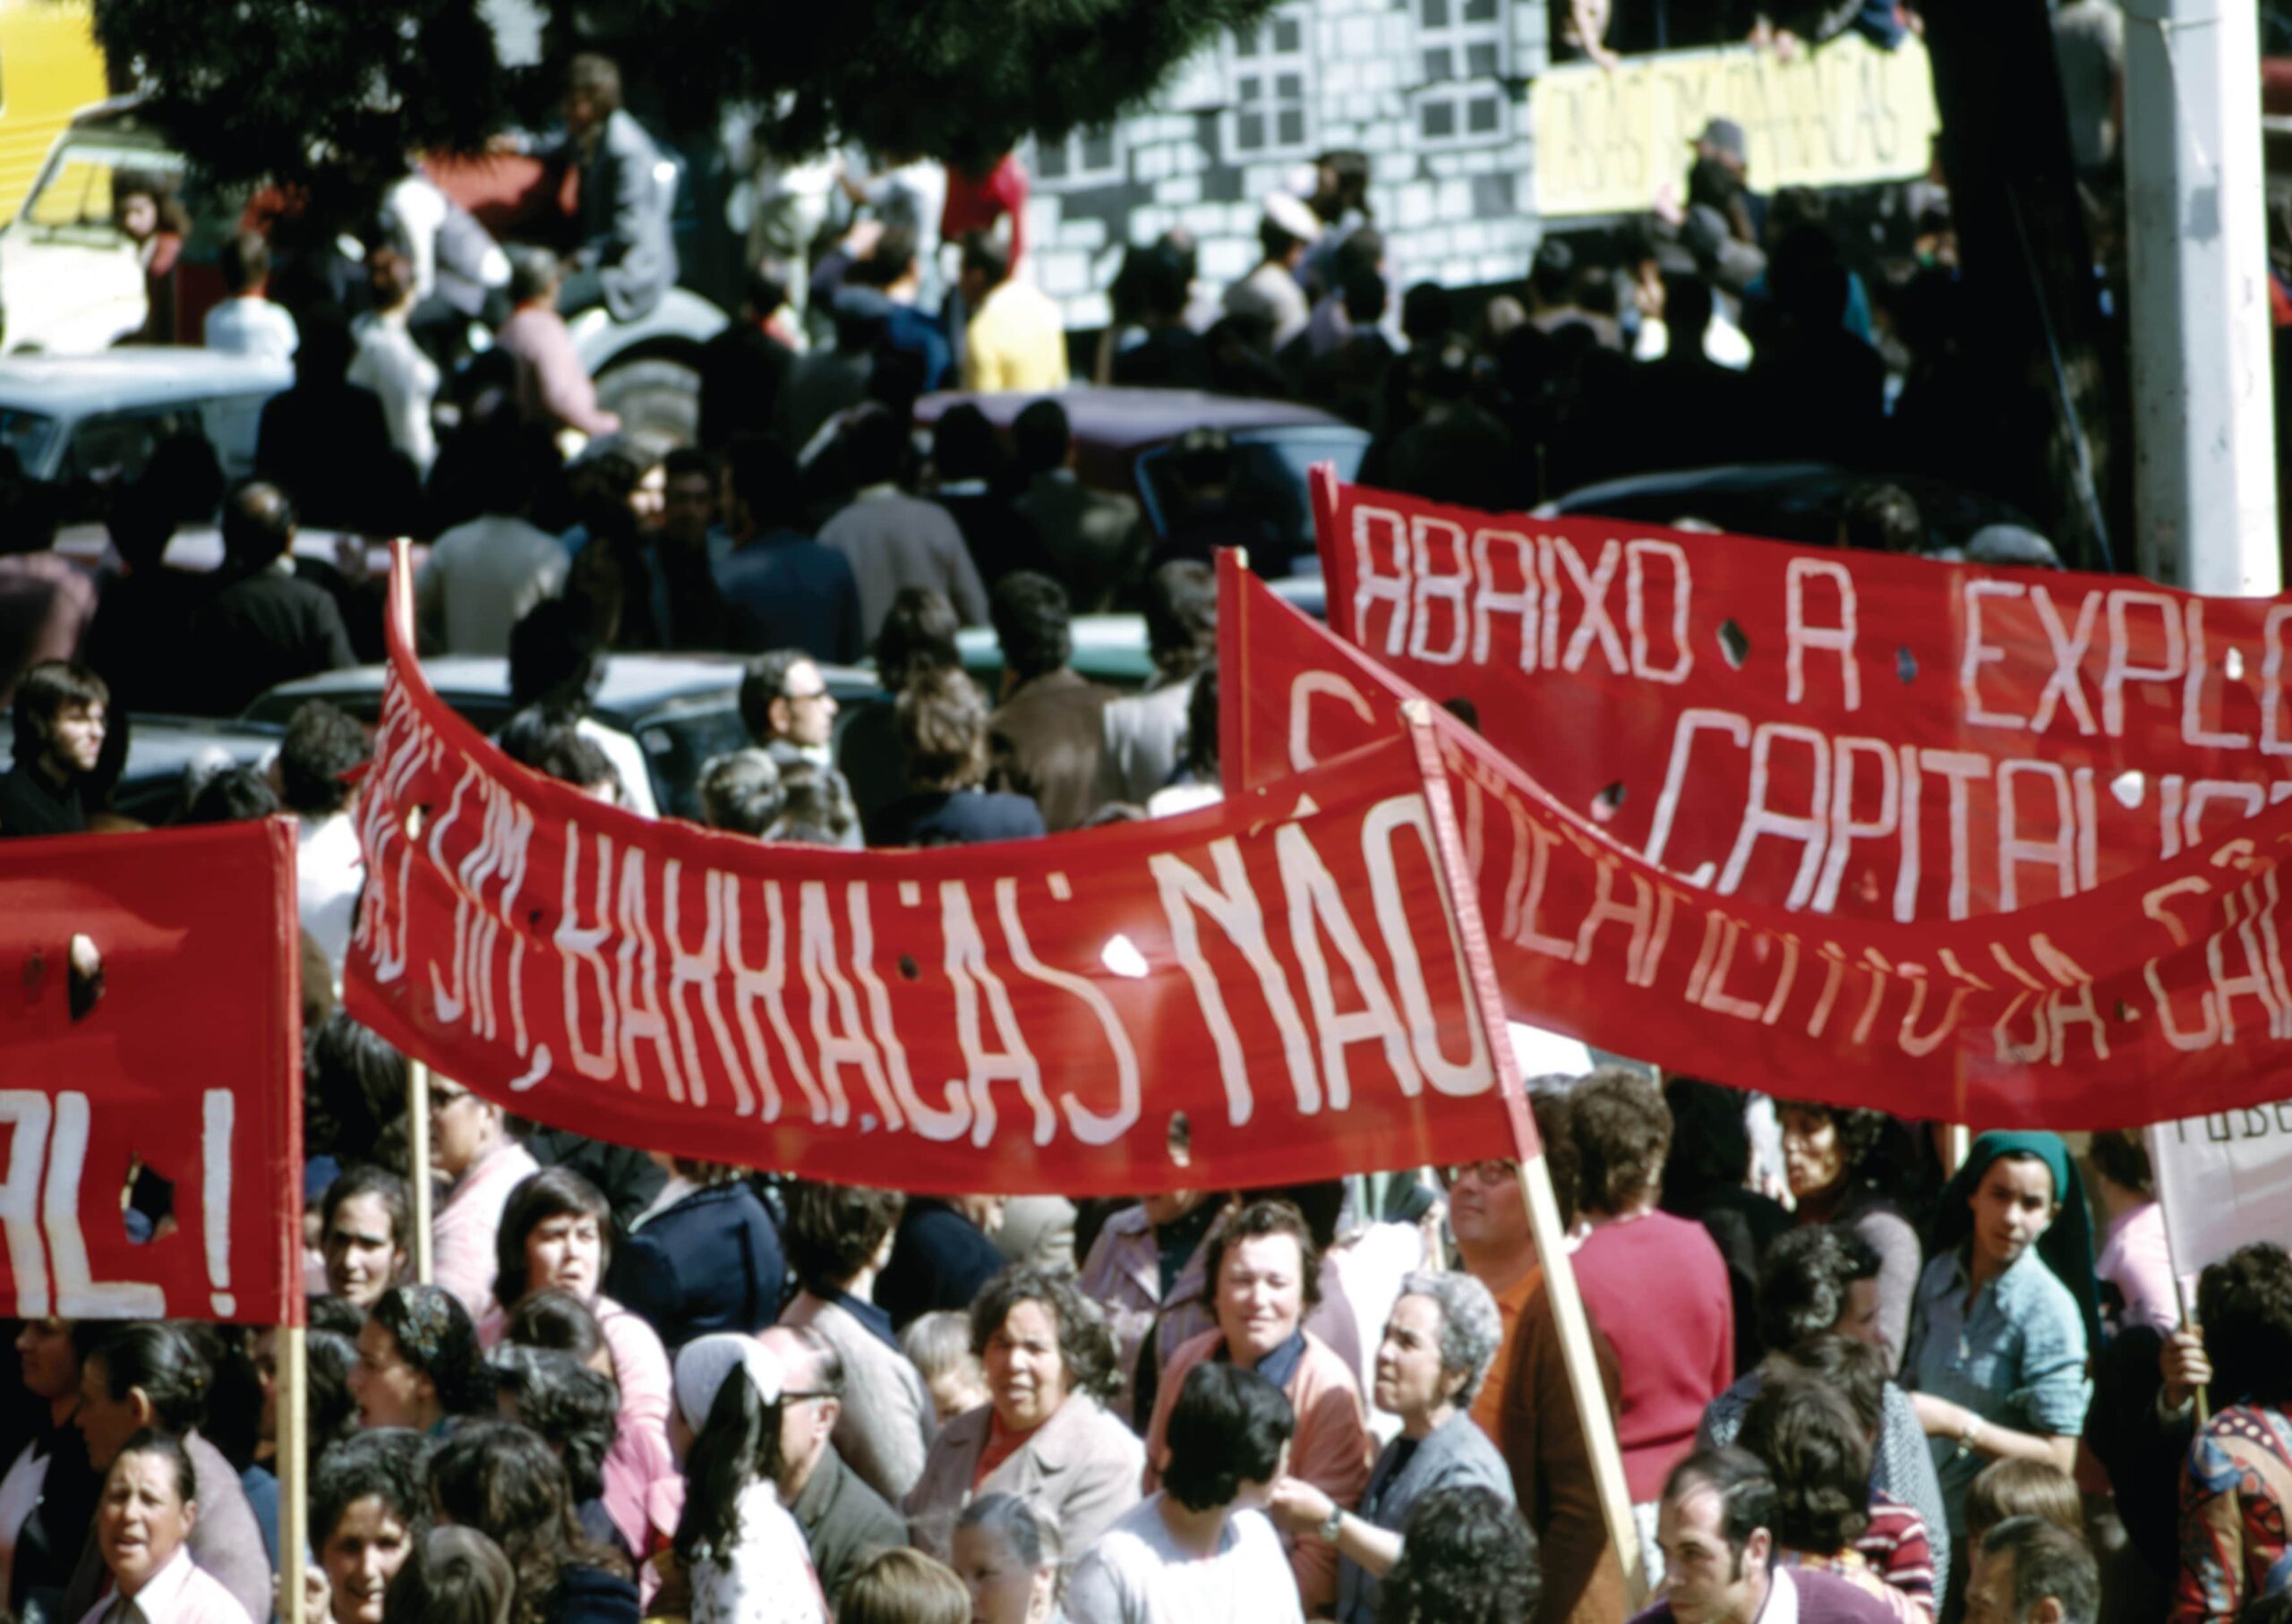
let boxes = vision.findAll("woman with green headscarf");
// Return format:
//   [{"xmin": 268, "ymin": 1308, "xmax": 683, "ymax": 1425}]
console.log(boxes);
[{"xmin": 1900, "ymin": 1131, "xmax": 2099, "ymax": 1544}]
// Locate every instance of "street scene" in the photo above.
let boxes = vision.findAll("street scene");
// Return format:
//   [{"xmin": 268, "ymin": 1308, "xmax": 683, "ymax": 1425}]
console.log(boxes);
[{"xmin": 1, "ymin": 1, "xmax": 2288, "ymax": 1622}]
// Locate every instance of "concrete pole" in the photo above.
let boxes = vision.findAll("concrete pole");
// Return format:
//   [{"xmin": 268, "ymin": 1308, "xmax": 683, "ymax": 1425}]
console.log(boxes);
[{"xmin": 2124, "ymin": 0, "xmax": 2281, "ymax": 594}]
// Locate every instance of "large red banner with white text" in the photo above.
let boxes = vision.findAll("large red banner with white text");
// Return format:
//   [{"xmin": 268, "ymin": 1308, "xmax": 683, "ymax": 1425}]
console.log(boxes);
[
  {"xmin": 1223, "ymin": 551, "xmax": 2292, "ymax": 1129},
  {"xmin": 1313, "ymin": 471, "xmax": 2292, "ymax": 923},
  {"xmin": 343, "ymin": 588, "xmax": 1542, "ymax": 1193},
  {"xmin": 0, "ymin": 822, "xmax": 304, "ymax": 1322}
]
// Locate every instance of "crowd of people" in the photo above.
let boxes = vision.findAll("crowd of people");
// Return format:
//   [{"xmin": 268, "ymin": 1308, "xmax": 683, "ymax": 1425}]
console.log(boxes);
[{"xmin": 0, "ymin": 23, "xmax": 2286, "ymax": 1624}]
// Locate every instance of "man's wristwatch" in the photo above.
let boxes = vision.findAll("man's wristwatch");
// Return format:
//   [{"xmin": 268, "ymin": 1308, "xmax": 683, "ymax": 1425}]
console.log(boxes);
[{"xmin": 1318, "ymin": 1505, "xmax": 1345, "ymax": 1544}]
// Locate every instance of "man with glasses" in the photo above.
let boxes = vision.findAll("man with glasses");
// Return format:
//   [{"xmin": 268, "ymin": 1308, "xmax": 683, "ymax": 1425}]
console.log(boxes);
[
  {"xmin": 428, "ymin": 1073, "xmax": 539, "ymax": 1319},
  {"xmin": 1443, "ymin": 1098, "xmax": 1629, "ymax": 1623},
  {"xmin": 737, "ymin": 648, "xmax": 861, "ymax": 847},
  {"xmin": 757, "ymin": 1325, "xmax": 906, "ymax": 1611}
]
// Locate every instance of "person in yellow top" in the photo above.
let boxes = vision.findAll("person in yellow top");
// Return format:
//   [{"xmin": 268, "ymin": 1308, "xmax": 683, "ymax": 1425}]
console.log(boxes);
[{"xmin": 958, "ymin": 234, "xmax": 1069, "ymax": 393}]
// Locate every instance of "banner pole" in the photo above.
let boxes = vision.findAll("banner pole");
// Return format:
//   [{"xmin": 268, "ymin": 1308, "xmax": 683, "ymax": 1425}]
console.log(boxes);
[
  {"xmin": 409, "ymin": 1061, "xmax": 433, "ymax": 1286},
  {"xmin": 279, "ymin": 1323, "xmax": 307, "ymax": 1624},
  {"xmin": 1398, "ymin": 700, "xmax": 1646, "ymax": 1606}
]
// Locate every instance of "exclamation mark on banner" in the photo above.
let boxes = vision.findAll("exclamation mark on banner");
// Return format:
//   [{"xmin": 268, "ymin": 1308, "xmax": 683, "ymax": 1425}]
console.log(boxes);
[{"xmin": 201, "ymin": 1091, "xmax": 235, "ymax": 1317}]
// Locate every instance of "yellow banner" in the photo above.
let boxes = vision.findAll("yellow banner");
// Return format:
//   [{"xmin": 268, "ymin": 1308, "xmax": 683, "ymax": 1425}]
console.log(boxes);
[{"xmin": 1531, "ymin": 34, "xmax": 1941, "ymax": 218}]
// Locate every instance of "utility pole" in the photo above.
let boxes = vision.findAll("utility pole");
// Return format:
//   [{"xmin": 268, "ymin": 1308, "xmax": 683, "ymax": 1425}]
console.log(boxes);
[{"xmin": 2124, "ymin": 0, "xmax": 2281, "ymax": 594}]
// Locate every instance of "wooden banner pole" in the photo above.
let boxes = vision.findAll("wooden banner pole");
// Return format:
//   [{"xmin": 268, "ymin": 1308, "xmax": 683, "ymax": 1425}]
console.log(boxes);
[
  {"xmin": 1399, "ymin": 701, "xmax": 1646, "ymax": 1605},
  {"xmin": 278, "ymin": 1324, "xmax": 308, "ymax": 1624},
  {"xmin": 409, "ymin": 1061, "xmax": 433, "ymax": 1286}
]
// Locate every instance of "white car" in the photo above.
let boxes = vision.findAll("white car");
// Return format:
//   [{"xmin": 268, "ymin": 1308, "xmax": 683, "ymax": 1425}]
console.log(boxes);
[
  {"xmin": 0, "ymin": 97, "xmax": 183, "ymax": 355},
  {"xmin": 0, "ymin": 346, "xmax": 290, "ymax": 486}
]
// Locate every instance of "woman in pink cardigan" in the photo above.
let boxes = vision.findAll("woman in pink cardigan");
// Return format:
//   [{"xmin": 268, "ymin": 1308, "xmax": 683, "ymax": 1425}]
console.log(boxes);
[
  {"xmin": 1142, "ymin": 1197, "xmax": 1373, "ymax": 1614},
  {"xmin": 475, "ymin": 1168, "xmax": 675, "ymax": 1457}
]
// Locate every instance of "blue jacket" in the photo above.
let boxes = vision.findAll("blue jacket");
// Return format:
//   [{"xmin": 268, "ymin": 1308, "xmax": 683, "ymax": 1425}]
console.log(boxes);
[
  {"xmin": 863, "ymin": 789, "xmax": 1046, "ymax": 850},
  {"xmin": 608, "ymin": 1182, "xmax": 786, "ymax": 1350},
  {"xmin": 875, "ymin": 1199, "xmax": 1007, "ymax": 1330}
]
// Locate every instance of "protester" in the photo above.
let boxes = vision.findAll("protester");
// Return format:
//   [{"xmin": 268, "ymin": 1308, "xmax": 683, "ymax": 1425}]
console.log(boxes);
[
  {"xmin": 1010, "ymin": 397, "xmax": 1145, "ymax": 613},
  {"xmin": 2174, "ymin": 1242, "xmax": 2292, "ymax": 1619},
  {"xmin": 496, "ymin": 250, "xmax": 622, "ymax": 439},
  {"xmin": 311, "ymin": 1430, "xmax": 428, "ymax": 1624},
  {"xmin": 778, "ymin": 1183, "xmax": 939, "ymax": 1506},
  {"xmin": 386, "ymin": 1526, "xmax": 517, "ymax": 1624},
  {"xmin": 950, "ymin": 1493, "xmax": 1062, "ymax": 1624},
  {"xmin": 1065, "ymin": 1363, "xmax": 1302, "ymax": 1624},
  {"xmin": 2085, "ymin": 1130, "xmax": 2178, "ymax": 1339},
  {"xmin": 428, "ymin": 1073, "xmax": 542, "ymax": 1318},
  {"xmin": 820, "ymin": 404, "xmax": 990, "ymax": 642},
  {"xmin": 0, "ymin": 660, "xmax": 106, "ymax": 837},
  {"xmin": 1097, "ymin": 560, "xmax": 1216, "ymax": 805},
  {"xmin": 900, "ymin": 1312, "xmax": 989, "ymax": 1425},
  {"xmin": 1143, "ymin": 1198, "xmax": 1373, "ymax": 1613},
  {"xmin": 551, "ymin": 54, "xmax": 676, "ymax": 323},
  {"xmin": 959, "ymin": 235, "xmax": 1068, "ymax": 392},
  {"xmin": 184, "ymin": 482, "xmax": 356, "ymax": 714},
  {"xmin": 865, "ymin": 667, "xmax": 1048, "ymax": 848},
  {"xmin": 205, "ymin": 230, "xmax": 299, "ymax": 360},
  {"xmin": 321, "ymin": 1166, "xmax": 416, "ymax": 1312},
  {"xmin": 752, "ymin": 1325, "xmax": 907, "ymax": 1610},
  {"xmin": 1077, "ymin": 1189, "xmax": 1228, "ymax": 1427},
  {"xmin": 431, "ymin": 1421, "xmax": 640, "ymax": 1624},
  {"xmin": 1737, "ymin": 1376, "xmax": 1932, "ymax": 1619},
  {"xmin": 715, "ymin": 434, "xmax": 864, "ymax": 662},
  {"xmin": 67, "ymin": 1325, "xmax": 271, "ymax": 1624},
  {"xmin": 482, "ymin": 1167, "xmax": 674, "ymax": 1457},
  {"xmin": 1968, "ymin": 1516, "xmax": 2100, "ymax": 1624},
  {"xmin": 1223, "ymin": 196, "xmax": 1317, "ymax": 350},
  {"xmin": 905, "ymin": 1265, "xmax": 1144, "ymax": 1563},
  {"xmin": 839, "ymin": 1547, "xmax": 971, "ymax": 1624},
  {"xmin": 351, "ymin": 1286, "xmax": 491, "ymax": 1435},
  {"xmin": 486, "ymin": 1348, "xmax": 627, "ymax": 1562},
  {"xmin": 1375, "ymin": 1485, "xmax": 1543, "ymax": 1624},
  {"xmin": 608, "ymin": 1158, "xmax": 783, "ymax": 1350},
  {"xmin": 985, "ymin": 571, "xmax": 1116, "ymax": 832},
  {"xmin": 839, "ymin": 586, "xmax": 962, "ymax": 823},
  {"xmin": 1903, "ymin": 1133, "xmax": 2095, "ymax": 1543},
  {"xmin": 1566, "ymin": 1067, "xmax": 1734, "ymax": 1568},
  {"xmin": 273, "ymin": 698, "xmax": 371, "ymax": 976},
  {"xmin": 1266, "ymin": 1269, "xmax": 1513, "ymax": 1623},
  {"xmin": 1964, "ymin": 1459, "xmax": 2086, "ymax": 1553},
  {"xmin": 83, "ymin": 1431, "xmax": 253, "ymax": 1624},
  {"xmin": 697, "ymin": 266, "xmax": 796, "ymax": 451},
  {"xmin": 4, "ymin": 1318, "xmax": 98, "ymax": 1621},
  {"xmin": 1775, "ymin": 1100, "xmax": 1923, "ymax": 1366},
  {"xmin": 1642, "ymin": 1448, "xmax": 1899, "ymax": 1623},
  {"xmin": 350, "ymin": 245, "xmax": 441, "ymax": 477},
  {"xmin": 670, "ymin": 1335, "xmax": 828, "ymax": 1623}
]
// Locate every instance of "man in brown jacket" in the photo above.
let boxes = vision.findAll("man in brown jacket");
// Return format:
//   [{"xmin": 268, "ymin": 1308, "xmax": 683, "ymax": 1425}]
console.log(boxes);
[{"xmin": 986, "ymin": 571, "xmax": 1117, "ymax": 831}]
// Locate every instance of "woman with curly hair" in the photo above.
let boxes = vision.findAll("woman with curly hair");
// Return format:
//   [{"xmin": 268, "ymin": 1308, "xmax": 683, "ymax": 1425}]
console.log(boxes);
[
  {"xmin": 431, "ymin": 1420, "xmax": 637, "ymax": 1624},
  {"xmin": 351, "ymin": 1286, "xmax": 491, "ymax": 1435},
  {"xmin": 1737, "ymin": 1376, "xmax": 1929, "ymax": 1620},
  {"xmin": 1775, "ymin": 1099, "xmax": 1922, "ymax": 1368},
  {"xmin": 2175, "ymin": 1242, "xmax": 2292, "ymax": 1620},
  {"xmin": 1374, "ymin": 1485, "xmax": 1540, "ymax": 1624},
  {"xmin": 905, "ymin": 1265, "xmax": 1144, "ymax": 1565}
]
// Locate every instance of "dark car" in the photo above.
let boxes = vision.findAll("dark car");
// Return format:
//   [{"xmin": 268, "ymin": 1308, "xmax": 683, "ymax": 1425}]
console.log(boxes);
[
  {"xmin": 1536, "ymin": 462, "xmax": 2046, "ymax": 558},
  {"xmin": 913, "ymin": 387, "xmax": 1370, "ymax": 573}
]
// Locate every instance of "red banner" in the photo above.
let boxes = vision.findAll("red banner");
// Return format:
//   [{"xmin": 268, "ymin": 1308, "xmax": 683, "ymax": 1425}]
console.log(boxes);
[
  {"xmin": 0, "ymin": 822, "xmax": 304, "ymax": 1323},
  {"xmin": 1223, "ymin": 550, "xmax": 2292, "ymax": 1129},
  {"xmin": 342, "ymin": 587, "xmax": 1540, "ymax": 1193},
  {"xmin": 1313, "ymin": 472, "xmax": 2292, "ymax": 923}
]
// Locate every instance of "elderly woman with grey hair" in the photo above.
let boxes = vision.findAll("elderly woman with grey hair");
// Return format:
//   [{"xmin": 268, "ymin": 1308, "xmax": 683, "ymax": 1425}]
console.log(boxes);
[{"xmin": 1268, "ymin": 1269, "xmax": 1517, "ymax": 1624}]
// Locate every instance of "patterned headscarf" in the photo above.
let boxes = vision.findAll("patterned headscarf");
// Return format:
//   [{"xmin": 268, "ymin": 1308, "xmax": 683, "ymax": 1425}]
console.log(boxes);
[{"xmin": 673, "ymin": 1335, "xmax": 786, "ymax": 1434}]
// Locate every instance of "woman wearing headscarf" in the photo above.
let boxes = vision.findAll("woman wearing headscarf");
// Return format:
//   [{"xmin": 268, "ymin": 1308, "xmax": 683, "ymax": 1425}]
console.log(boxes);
[{"xmin": 1901, "ymin": 1132, "xmax": 2097, "ymax": 1546}]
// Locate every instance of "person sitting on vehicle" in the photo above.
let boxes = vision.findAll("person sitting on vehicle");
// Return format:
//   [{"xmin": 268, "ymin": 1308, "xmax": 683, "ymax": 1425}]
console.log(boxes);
[
  {"xmin": 496, "ymin": 249, "xmax": 622, "ymax": 440},
  {"xmin": 552, "ymin": 53, "xmax": 678, "ymax": 323},
  {"xmin": 204, "ymin": 231, "xmax": 299, "ymax": 363},
  {"xmin": 115, "ymin": 174, "xmax": 189, "ymax": 345}
]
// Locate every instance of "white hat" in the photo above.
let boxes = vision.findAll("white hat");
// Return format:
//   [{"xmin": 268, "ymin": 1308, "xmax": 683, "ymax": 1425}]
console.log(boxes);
[{"xmin": 1263, "ymin": 192, "xmax": 1322, "ymax": 241}]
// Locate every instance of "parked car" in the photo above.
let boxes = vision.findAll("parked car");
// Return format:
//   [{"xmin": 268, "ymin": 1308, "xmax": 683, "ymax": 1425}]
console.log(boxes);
[
  {"xmin": 1535, "ymin": 462, "xmax": 2046, "ymax": 558},
  {"xmin": 0, "ymin": 709, "xmax": 283, "ymax": 827},
  {"xmin": 0, "ymin": 346, "xmax": 290, "ymax": 500},
  {"xmin": 242, "ymin": 654, "xmax": 881, "ymax": 823},
  {"xmin": 912, "ymin": 387, "xmax": 1370, "ymax": 574}
]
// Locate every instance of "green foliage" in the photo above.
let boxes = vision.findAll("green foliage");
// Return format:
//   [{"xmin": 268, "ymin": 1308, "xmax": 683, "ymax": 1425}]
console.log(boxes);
[{"xmin": 91, "ymin": 0, "xmax": 1283, "ymax": 183}]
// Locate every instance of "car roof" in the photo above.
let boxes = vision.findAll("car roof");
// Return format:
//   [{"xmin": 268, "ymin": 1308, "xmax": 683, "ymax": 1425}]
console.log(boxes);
[
  {"xmin": 1538, "ymin": 462, "xmax": 2040, "ymax": 551},
  {"xmin": 248, "ymin": 654, "xmax": 879, "ymax": 727},
  {"xmin": 0, "ymin": 349, "xmax": 294, "ymax": 416},
  {"xmin": 914, "ymin": 388, "xmax": 1348, "ymax": 453}
]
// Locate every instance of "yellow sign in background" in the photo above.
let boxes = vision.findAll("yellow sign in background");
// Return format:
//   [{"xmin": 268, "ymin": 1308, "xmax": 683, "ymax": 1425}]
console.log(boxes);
[
  {"xmin": 0, "ymin": 0, "xmax": 109, "ymax": 224},
  {"xmin": 1531, "ymin": 34, "xmax": 1942, "ymax": 217}
]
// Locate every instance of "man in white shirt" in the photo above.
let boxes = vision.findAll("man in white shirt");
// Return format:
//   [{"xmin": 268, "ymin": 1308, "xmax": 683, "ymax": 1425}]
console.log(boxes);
[
  {"xmin": 269, "ymin": 699, "xmax": 370, "ymax": 986},
  {"xmin": 202, "ymin": 232, "xmax": 299, "ymax": 363},
  {"xmin": 415, "ymin": 430, "xmax": 569, "ymax": 656},
  {"xmin": 1066, "ymin": 1364, "xmax": 1305, "ymax": 1624},
  {"xmin": 349, "ymin": 246, "xmax": 440, "ymax": 478},
  {"xmin": 1221, "ymin": 194, "xmax": 1319, "ymax": 351}
]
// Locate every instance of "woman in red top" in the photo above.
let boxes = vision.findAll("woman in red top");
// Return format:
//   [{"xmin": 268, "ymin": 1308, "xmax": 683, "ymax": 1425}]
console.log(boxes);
[{"xmin": 115, "ymin": 177, "xmax": 190, "ymax": 345}]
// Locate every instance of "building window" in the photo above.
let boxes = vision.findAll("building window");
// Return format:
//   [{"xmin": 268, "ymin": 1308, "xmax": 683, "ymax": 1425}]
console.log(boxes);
[
  {"xmin": 1227, "ymin": 4, "xmax": 1313, "ymax": 158},
  {"xmin": 1029, "ymin": 123, "xmax": 1125, "ymax": 188},
  {"xmin": 1415, "ymin": 0, "xmax": 1509, "ymax": 145}
]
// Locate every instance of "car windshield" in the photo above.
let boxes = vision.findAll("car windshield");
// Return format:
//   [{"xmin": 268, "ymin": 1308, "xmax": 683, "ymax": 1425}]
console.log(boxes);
[
  {"xmin": 21, "ymin": 141, "xmax": 187, "ymax": 239},
  {"xmin": 0, "ymin": 408, "xmax": 58, "ymax": 475},
  {"xmin": 1135, "ymin": 426, "xmax": 1370, "ymax": 572},
  {"xmin": 634, "ymin": 703, "xmax": 752, "ymax": 823}
]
